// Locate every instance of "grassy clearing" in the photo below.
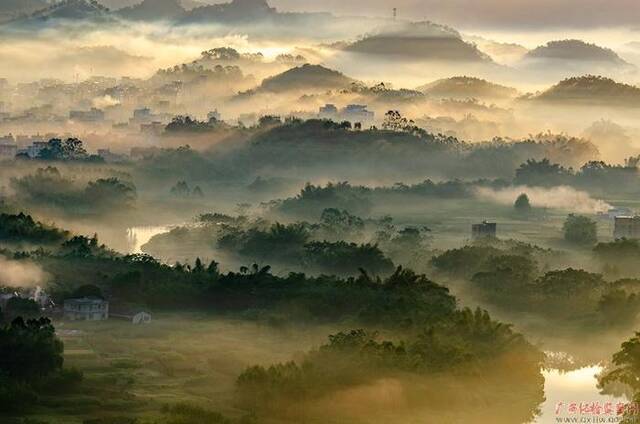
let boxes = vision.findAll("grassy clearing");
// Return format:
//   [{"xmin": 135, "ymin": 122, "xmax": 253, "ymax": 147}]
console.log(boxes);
[{"xmin": 22, "ymin": 314, "xmax": 338, "ymax": 423}]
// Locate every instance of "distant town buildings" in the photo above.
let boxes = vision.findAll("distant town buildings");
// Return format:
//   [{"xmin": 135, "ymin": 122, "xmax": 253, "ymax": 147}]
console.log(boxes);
[
  {"xmin": 140, "ymin": 121, "xmax": 165, "ymax": 135},
  {"xmin": 133, "ymin": 107, "xmax": 153, "ymax": 122},
  {"xmin": 472, "ymin": 221, "xmax": 497, "ymax": 239},
  {"xmin": 131, "ymin": 107, "xmax": 172, "ymax": 132},
  {"xmin": 614, "ymin": 216, "xmax": 640, "ymax": 239},
  {"xmin": 0, "ymin": 134, "xmax": 17, "ymax": 160},
  {"xmin": 207, "ymin": 109, "xmax": 221, "ymax": 122},
  {"xmin": 69, "ymin": 108, "xmax": 105, "ymax": 122},
  {"xmin": 318, "ymin": 103, "xmax": 375, "ymax": 126},
  {"xmin": 319, "ymin": 103, "xmax": 338, "ymax": 119},
  {"xmin": 97, "ymin": 149, "xmax": 127, "ymax": 163},
  {"xmin": 342, "ymin": 104, "xmax": 375, "ymax": 124},
  {"xmin": 64, "ymin": 297, "xmax": 109, "ymax": 321},
  {"xmin": 599, "ymin": 207, "xmax": 634, "ymax": 220}
]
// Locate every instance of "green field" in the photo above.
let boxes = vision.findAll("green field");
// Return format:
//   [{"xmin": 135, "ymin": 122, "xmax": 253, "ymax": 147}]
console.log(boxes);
[{"xmin": 24, "ymin": 315, "xmax": 337, "ymax": 424}]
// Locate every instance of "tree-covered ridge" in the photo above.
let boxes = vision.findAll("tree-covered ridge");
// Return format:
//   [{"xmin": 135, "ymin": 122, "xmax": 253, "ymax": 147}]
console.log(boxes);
[
  {"xmin": 525, "ymin": 40, "xmax": 629, "ymax": 64},
  {"xmin": 8, "ymin": 167, "xmax": 136, "ymax": 216},
  {"xmin": 0, "ymin": 212, "xmax": 68, "ymax": 244},
  {"xmin": 532, "ymin": 75, "xmax": 640, "ymax": 105},
  {"xmin": 418, "ymin": 76, "xmax": 519, "ymax": 99},
  {"xmin": 344, "ymin": 21, "xmax": 494, "ymax": 63},
  {"xmin": 431, "ymin": 240, "xmax": 640, "ymax": 329},
  {"xmin": 257, "ymin": 64, "xmax": 355, "ymax": 93}
]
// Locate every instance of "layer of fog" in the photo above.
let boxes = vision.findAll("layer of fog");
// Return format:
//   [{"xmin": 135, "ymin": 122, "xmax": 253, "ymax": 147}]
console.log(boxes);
[
  {"xmin": 0, "ymin": 16, "xmax": 638, "ymax": 90},
  {"xmin": 475, "ymin": 185, "xmax": 612, "ymax": 214},
  {"xmin": 0, "ymin": 256, "xmax": 48, "ymax": 288}
]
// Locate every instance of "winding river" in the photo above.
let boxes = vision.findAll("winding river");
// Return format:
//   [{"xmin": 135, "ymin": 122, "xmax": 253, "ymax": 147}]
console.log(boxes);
[
  {"xmin": 533, "ymin": 364, "xmax": 625, "ymax": 423},
  {"xmin": 126, "ymin": 225, "xmax": 172, "ymax": 254}
]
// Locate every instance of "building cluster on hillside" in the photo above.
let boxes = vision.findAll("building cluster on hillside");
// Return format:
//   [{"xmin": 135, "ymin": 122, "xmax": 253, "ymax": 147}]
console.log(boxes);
[
  {"xmin": 319, "ymin": 103, "xmax": 375, "ymax": 126},
  {"xmin": 0, "ymin": 133, "xmax": 70, "ymax": 160}
]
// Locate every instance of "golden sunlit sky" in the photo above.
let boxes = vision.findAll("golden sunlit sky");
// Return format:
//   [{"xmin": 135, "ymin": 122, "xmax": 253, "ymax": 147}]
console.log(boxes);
[{"xmin": 270, "ymin": 0, "xmax": 640, "ymax": 30}]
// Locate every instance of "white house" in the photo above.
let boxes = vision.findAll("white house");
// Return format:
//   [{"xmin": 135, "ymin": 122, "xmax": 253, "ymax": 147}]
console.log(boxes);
[{"xmin": 64, "ymin": 297, "xmax": 109, "ymax": 321}]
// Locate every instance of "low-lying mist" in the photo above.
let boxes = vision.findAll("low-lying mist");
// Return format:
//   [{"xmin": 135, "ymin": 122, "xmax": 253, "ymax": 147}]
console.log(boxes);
[
  {"xmin": 0, "ymin": 256, "xmax": 48, "ymax": 288},
  {"xmin": 475, "ymin": 185, "xmax": 612, "ymax": 214}
]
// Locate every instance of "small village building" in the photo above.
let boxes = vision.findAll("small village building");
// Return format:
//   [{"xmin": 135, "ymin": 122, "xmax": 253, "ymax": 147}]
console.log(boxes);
[
  {"xmin": 64, "ymin": 297, "xmax": 109, "ymax": 321},
  {"xmin": 614, "ymin": 216, "xmax": 640, "ymax": 239},
  {"xmin": 472, "ymin": 221, "xmax": 497, "ymax": 239}
]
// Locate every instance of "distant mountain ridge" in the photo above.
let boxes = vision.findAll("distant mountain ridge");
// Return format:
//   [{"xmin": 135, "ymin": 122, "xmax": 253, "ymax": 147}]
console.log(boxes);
[
  {"xmin": 116, "ymin": 0, "xmax": 186, "ymax": 20},
  {"xmin": 0, "ymin": 0, "xmax": 48, "ymax": 16},
  {"xmin": 257, "ymin": 64, "xmax": 356, "ymax": 93},
  {"xmin": 344, "ymin": 22, "xmax": 494, "ymax": 63},
  {"xmin": 524, "ymin": 40, "xmax": 629, "ymax": 65},
  {"xmin": 530, "ymin": 75, "xmax": 640, "ymax": 106},
  {"xmin": 10, "ymin": 0, "xmax": 111, "ymax": 23},
  {"xmin": 3, "ymin": 0, "xmax": 332, "ymax": 25},
  {"xmin": 418, "ymin": 76, "xmax": 518, "ymax": 100}
]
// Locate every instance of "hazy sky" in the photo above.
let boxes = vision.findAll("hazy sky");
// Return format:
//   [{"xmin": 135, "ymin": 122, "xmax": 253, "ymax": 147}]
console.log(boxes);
[{"xmin": 270, "ymin": 0, "xmax": 640, "ymax": 30}]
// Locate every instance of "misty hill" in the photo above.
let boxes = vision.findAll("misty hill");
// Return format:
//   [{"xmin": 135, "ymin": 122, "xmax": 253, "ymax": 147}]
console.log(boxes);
[
  {"xmin": 531, "ymin": 75, "xmax": 640, "ymax": 106},
  {"xmin": 117, "ymin": 0, "xmax": 186, "ymax": 21},
  {"xmin": 257, "ymin": 64, "xmax": 356, "ymax": 93},
  {"xmin": 524, "ymin": 40, "xmax": 629, "ymax": 65},
  {"xmin": 181, "ymin": 0, "xmax": 276, "ymax": 23},
  {"xmin": 179, "ymin": 0, "xmax": 204, "ymax": 9},
  {"xmin": 418, "ymin": 76, "xmax": 518, "ymax": 100},
  {"xmin": 102, "ymin": 0, "xmax": 201, "ymax": 8},
  {"xmin": 344, "ymin": 22, "xmax": 493, "ymax": 63},
  {"xmin": 0, "ymin": 0, "xmax": 48, "ymax": 20},
  {"xmin": 13, "ymin": 0, "xmax": 111, "ymax": 22}
]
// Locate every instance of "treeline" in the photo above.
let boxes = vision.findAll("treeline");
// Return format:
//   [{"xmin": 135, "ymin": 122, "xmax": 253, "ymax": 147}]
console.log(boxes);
[
  {"xmin": 131, "ymin": 119, "xmax": 599, "ymax": 186},
  {"xmin": 144, "ymin": 209, "xmax": 431, "ymax": 275},
  {"xmin": 431, "ymin": 239, "xmax": 640, "ymax": 329},
  {"xmin": 8, "ymin": 167, "xmax": 136, "ymax": 216},
  {"xmin": 0, "ymin": 317, "xmax": 82, "ymax": 413},
  {"xmin": 0, "ymin": 212, "xmax": 68, "ymax": 244},
  {"xmin": 514, "ymin": 158, "xmax": 640, "ymax": 196},
  {"xmin": 237, "ymin": 316, "xmax": 543, "ymax": 423}
]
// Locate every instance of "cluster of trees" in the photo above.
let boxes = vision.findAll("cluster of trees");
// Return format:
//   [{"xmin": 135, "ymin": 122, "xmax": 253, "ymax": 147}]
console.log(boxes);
[
  {"xmin": 237, "ymin": 311, "xmax": 543, "ymax": 420},
  {"xmin": 165, "ymin": 116, "xmax": 226, "ymax": 133},
  {"xmin": 19, "ymin": 229, "xmax": 453, "ymax": 327},
  {"xmin": 0, "ymin": 317, "xmax": 81, "ymax": 412},
  {"xmin": 0, "ymin": 297, "xmax": 41, "ymax": 323},
  {"xmin": 594, "ymin": 238, "xmax": 640, "ymax": 277},
  {"xmin": 563, "ymin": 214, "xmax": 598, "ymax": 245},
  {"xmin": 226, "ymin": 118, "xmax": 598, "ymax": 182},
  {"xmin": 515, "ymin": 158, "xmax": 640, "ymax": 196},
  {"xmin": 431, "ymin": 241, "xmax": 640, "ymax": 327},
  {"xmin": 0, "ymin": 212, "xmax": 68, "ymax": 244},
  {"xmin": 600, "ymin": 332, "xmax": 640, "ymax": 413},
  {"xmin": 169, "ymin": 181, "xmax": 204, "ymax": 198},
  {"xmin": 272, "ymin": 179, "xmax": 505, "ymax": 220},
  {"xmin": 275, "ymin": 182, "xmax": 373, "ymax": 219},
  {"xmin": 16, "ymin": 138, "xmax": 103, "ymax": 163},
  {"xmin": 122, "ymin": 119, "xmax": 638, "ymax": 207},
  {"xmin": 217, "ymin": 221, "xmax": 394, "ymax": 275},
  {"xmin": 10, "ymin": 168, "xmax": 136, "ymax": 215}
]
